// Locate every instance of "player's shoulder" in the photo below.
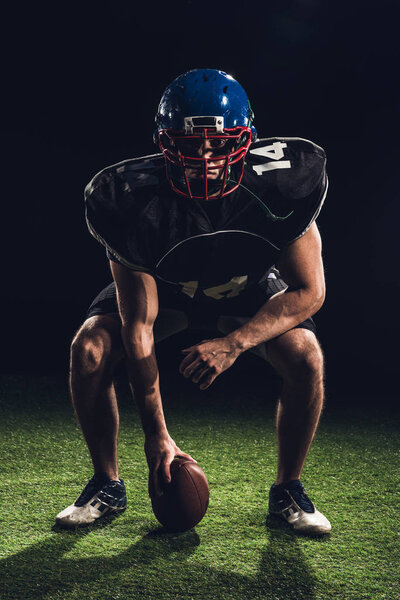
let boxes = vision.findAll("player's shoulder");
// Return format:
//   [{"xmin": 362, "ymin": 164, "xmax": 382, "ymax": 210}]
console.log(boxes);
[
  {"xmin": 84, "ymin": 152, "xmax": 165, "ymax": 199},
  {"xmin": 245, "ymin": 136, "xmax": 326, "ymax": 199},
  {"xmin": 248, "ymin": 136, "xmax": 326, "ymax": 161},
  {"xmin": 84, "ymin": 153, "xmax": 167, "ymax": 272}
]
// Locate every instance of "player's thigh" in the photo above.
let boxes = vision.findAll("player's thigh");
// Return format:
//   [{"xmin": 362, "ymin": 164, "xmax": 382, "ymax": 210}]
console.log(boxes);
[
  {"xmin": 87, "ymin": 281, "xmax": 188, "ymax": 344},
  {"xmin": 217, "ymin": 315, "xmax": 323, "ymax": 381}
]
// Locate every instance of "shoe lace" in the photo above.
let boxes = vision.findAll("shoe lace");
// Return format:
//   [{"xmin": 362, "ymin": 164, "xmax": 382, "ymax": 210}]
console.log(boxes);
[
  {"xmin": 287, "ymin": 480, "xmax": 314, "ymax": 513},
  {"xmin": 75, "ymin": 474, "xmax": 110, "ymax": 507}
]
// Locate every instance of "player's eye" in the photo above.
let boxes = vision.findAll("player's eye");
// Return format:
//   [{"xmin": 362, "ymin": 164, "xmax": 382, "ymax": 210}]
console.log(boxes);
[
  {"xmin": 209, "ymin": 139, "xmax": 227, "ymax": 149},
  {"xmin": 174, "ymin": 139, "xmax": 202, "ymax": 154},
  {"xmin": 208, "ymin": 138, "xmax": 237, "ymax": 155},
  {"xmin": 172, "ymin": 137, "xmax": 233, "ymax": 156}
]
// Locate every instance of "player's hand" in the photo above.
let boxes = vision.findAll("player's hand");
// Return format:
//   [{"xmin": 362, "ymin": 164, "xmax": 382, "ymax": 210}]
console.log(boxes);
[
  {"xmin": 144, "ymin": 432, "xmax": 196, "ymax": 498},
  {"xmin": 179, "ymin": 337, "xmax": 240, "ymax": 390}
]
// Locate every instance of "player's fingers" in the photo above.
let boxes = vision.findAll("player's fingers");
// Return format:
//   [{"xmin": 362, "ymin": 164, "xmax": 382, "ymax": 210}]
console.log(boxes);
[
  {"xmin": 192, "ymin": 366, "xmax": 210, "ymax": 384},
  {"xmin": 175, "ymin": 451, "xmax": 197, "ymax": 464},
  {"xmin": 179, "ymin": 353, "xmax": 196, "ymax": 373},
  {"xmin": 161, "ymin": 457, "xmax": 172, "ymax": 486},
  {"xmin": 199, "ymin": 373, "xmax": 217, "ymax": 390},
  {"xmin": 183, "ymin": 359, "xmax": 202, "ymax": 377},
  {"xmin": 182, "ymin": 357, "xmax": 205, "ymax": 378},
  {"xmin": 150, "ymin": 459, "xmax": 162, "ymax": 498},
  {"xmin": 182, "ymin": 341, "xmax": 208, "ymax": 353},
  {"xmin": 148, "ymin": 467, "xmax": 156, "ymax": 498}
]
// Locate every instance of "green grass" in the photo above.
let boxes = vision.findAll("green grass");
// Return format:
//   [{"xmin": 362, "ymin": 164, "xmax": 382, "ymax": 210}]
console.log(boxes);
[{"xmin": 0, "ymin": 371, "xmax": 399, "ymax": 600}]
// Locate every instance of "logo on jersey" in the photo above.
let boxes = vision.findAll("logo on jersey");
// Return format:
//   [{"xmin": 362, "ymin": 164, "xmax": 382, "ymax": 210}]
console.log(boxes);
[{"xmin": 179, "ymin": 275, "xmax": 249, "ymax": 300}]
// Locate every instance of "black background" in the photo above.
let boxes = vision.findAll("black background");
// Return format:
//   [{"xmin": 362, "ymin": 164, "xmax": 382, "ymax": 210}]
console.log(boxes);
[{"xmin": 2, "ymin": 2, "xmax": 399, "ymax": 400}]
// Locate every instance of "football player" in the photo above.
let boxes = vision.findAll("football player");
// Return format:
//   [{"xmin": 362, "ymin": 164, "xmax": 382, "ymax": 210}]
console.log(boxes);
[{"xmin": 56, "ymin": 69, "xmax": 331, "ymax": 534}]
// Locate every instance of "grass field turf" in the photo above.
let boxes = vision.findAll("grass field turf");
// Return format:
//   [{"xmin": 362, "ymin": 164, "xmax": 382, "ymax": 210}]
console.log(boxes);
[{"xmin": 0, "ymin": 365, "xmax": 399, "ymax": 600}]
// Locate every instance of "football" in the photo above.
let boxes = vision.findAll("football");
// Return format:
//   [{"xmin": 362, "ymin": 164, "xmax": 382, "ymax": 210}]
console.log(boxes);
[{"xmin": 151, "ymin": 458, "xmax": 209, "ymax": 532}]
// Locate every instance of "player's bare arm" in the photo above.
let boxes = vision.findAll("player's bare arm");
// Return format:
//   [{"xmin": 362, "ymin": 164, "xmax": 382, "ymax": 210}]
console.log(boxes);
[
  {"xmin": 179, "ymin": 222, "xmax": 324, "ymax": 389},
  {"xmin": 227, "ymin": 221, "xmax": 325, "ymax": 350},
  {"xmin": 110, "ymin": 261, "xmax": 195, "ymax": 496}
]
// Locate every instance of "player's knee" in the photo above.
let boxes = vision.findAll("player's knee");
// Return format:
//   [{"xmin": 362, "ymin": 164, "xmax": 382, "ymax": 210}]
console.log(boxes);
[
  {"xmin": 287, "ymin": 342, "xmax": 324, "ymax": 389},
  {"xmin": 270, "ymin": 330, "xmax": 324, "ymax": 390},
  {"xmin": 70, "ymin": 329, "xmax": 113, "ymax": 376}
]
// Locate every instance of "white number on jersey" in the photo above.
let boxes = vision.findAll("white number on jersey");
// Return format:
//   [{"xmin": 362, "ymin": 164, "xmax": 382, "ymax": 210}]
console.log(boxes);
[
  {"xmin": 179, "ymin": 275, "xmax": 248, "ymax": 300},
  {"xmin": 203, "ymin": 275, "xmax": 248, "ymax": 300},
  {"xmin": 179, "ymin": 280, "xmax": 199, "ymax": 299},
  {"xmin": 249, "ymin": 141, "xmax": 291, "ymax": 176}
]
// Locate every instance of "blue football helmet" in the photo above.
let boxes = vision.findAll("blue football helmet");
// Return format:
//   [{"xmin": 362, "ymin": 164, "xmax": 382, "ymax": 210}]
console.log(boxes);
[{"xmin": 155, "ymin": 69, "xmax": 257, "ymax": 200}]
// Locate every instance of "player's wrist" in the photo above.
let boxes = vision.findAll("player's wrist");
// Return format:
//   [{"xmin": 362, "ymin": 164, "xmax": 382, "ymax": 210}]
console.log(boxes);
[
  {"xmin": 224, "ymin": 331, "xmax": 249, "ymax": 355},
  {"xmin": 142, "ymin": 420, "xmax": 169, "ymax": 438}
]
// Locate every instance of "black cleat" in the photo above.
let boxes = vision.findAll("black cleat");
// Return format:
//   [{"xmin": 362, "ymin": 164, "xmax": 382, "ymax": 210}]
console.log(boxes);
[
  {"xmin": 56, "ymin": 473, "xmax": 127, "ymax": 527},
  {"xmin": 269, "ymin": 480, "xmax": 331, "ymax": 534}
]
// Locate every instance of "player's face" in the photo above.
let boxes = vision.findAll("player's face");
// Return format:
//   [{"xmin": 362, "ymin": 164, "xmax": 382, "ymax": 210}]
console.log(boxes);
[
  {"xmin": 174, "ymin": 138, "xmax": 231, "ymax": 180},
  {"xmin": 159, "ymin": 126, "xmax": 252, "ymax": 200}
]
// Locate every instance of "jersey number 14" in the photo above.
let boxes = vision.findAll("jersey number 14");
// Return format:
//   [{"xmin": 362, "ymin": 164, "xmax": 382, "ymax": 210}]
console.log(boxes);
[{"xmin": 249, "ymin": 142, "xmax": 291, "ymax": 176}]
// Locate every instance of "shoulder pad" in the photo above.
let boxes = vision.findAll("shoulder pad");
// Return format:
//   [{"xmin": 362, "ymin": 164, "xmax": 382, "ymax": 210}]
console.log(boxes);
[
  {"xmin": 242, "ymin": 137, "xmax": 327, "ymax": 246},
  {"xmin": 85, "ymin": 153, "xmax": 165, "ymax": 197},
  {"xmin": 246, "ymin": 137, "xmax": 326, "ymax": 200},
  {"xmin": 84, "ymin": 153, "xmax": 165, "ymax": 271}
]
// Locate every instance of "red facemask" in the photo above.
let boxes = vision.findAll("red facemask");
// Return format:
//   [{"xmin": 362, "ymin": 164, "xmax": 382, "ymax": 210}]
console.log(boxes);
[{"xmin": 158, "ymin": 126, "xmax": 252, "ymax": 200}]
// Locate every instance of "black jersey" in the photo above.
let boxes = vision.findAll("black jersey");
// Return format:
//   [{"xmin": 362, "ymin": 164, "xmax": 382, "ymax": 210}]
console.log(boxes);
[{"xmin": 85, "ymin": 137, "xmax": 327, "ymax": 305}]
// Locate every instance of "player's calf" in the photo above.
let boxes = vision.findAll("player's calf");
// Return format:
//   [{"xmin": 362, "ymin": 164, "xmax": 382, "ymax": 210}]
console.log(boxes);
[{"xmin": 68, "ymin": 316, "xmax": 124, "ymax": 481}]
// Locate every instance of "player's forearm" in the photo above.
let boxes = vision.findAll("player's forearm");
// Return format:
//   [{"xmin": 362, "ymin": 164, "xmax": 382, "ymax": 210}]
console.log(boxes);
[
  {"xmin": 121, "ymin": 326, "xmax": 167, "ymax": 436},
  {"xmin": 225, "ymin": 287, "xmax": 325, "ymax": 353}
]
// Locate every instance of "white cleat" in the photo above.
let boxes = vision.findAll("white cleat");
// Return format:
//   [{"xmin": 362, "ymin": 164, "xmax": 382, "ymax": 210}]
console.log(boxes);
[
  {"xmin": 56, "ymin": 474, "xmax": 127, "ymax": 528},
  {"xmin": 269, "ymin": 480, "xmax": 331, "ymax": 535}
]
